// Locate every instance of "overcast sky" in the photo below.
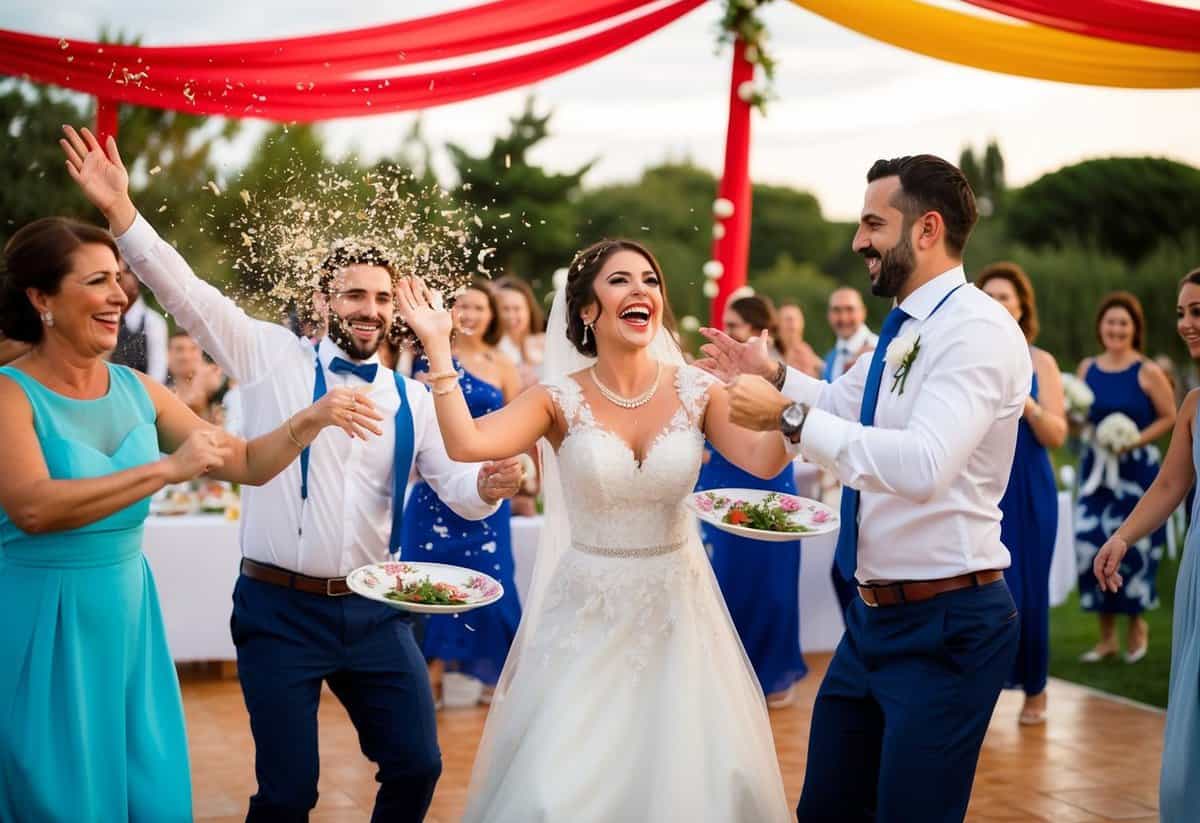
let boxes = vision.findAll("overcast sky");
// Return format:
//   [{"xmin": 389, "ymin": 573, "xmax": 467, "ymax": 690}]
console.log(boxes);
[{"xmin": 6, "ymin": 0, "xmax": 1200, "ymax": 220}]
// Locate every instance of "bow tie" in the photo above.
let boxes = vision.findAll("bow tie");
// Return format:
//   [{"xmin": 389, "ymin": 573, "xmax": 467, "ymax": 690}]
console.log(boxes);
[{"xmin": 329, "ymin": 356, "xmax": 379, "ymax": 384}]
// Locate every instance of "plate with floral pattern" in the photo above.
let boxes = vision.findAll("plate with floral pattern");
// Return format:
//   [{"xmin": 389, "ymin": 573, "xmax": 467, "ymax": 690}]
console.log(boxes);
[
  {"xmin": 685, "ymin": 489, "xmax": 839, "ymax": 542},
  {"xmin": 347, "ymin": 561, "xmax": 504, "ymax": 614}
]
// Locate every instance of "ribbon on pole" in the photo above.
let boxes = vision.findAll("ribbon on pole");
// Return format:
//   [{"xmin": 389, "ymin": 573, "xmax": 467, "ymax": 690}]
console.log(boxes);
[
  {"xmin": 709, "ymin": 37, "xmax": 754, "ymax": 326},
  {"xmin": 788, "ymin": 0, "xmax": 1200, "ymax": 89}
]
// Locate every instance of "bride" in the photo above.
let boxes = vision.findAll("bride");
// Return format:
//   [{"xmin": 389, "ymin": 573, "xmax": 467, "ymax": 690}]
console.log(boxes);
[{"xmin": 396, "ymin": 239, "xmax": 793, "ymax": 822}]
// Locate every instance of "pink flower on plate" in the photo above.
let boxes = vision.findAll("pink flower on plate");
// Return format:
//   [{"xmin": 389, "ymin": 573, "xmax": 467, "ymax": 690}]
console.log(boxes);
[
  {"xmin": 694, "ymin": 495, "xmax": 715, "ymax": 513},
  {"xmin": 811, "ymin": 510, "xmax": 831, "ymax": 524},
  {"xmin": 777, "ymin": 496, "xmax": 802, "ymax": 513}
]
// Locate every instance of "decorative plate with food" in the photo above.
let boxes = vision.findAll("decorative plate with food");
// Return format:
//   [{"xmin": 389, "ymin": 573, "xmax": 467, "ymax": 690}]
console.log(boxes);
[
  {"xmin": 684, "ymin": 489, "xmax": 839, "ymax": 542},
  {"xmin": 346, "ymin": 561, "xmax": 505, "ymax": 614}
]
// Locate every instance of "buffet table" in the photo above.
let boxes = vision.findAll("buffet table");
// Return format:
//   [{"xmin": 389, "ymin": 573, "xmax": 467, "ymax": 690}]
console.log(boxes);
[{"xmin": 145, "ymin": 492, "xmax": 1077, "ymax": 661}]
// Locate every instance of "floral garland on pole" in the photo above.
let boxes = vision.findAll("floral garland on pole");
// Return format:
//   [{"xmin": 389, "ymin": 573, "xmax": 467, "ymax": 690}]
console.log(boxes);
[
  {"xmin": 717, "ymin": 0, "xmax": 777, "ymax": 113},
  {"xmin": 704, "ymin": 0, "xmax": 776, "ymax": 320}
]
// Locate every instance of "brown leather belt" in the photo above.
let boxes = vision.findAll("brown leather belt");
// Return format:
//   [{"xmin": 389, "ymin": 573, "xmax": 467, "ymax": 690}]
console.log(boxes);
[
  {"xmin": 857, "ymin": 570, "xmax": 1004, "ymax": 608},
  {"xmin": 241, "ymin": 558, "xmax": 351, "ymax": 597}
]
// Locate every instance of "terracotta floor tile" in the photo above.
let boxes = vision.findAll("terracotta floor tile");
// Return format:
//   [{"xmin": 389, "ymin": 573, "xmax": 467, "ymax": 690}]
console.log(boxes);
[{"xmin": 181, "ymin": 657, "xmax": 1166, "ymax": 821}]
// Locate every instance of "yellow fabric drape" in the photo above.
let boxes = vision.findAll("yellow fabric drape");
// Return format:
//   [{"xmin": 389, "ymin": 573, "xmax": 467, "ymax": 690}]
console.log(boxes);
[{"xmin": 789, "ymin": 0, "xmax": 1200, "ymax": 89}]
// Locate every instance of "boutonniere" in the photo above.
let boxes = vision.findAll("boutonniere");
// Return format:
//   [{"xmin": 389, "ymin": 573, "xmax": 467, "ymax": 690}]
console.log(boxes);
[{"xmin": 885, "ymin": 331, "xmax": 921, "ymax": 395}]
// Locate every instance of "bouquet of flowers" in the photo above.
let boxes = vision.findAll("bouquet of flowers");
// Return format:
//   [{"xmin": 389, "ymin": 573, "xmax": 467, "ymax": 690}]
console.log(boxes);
[
  {"xmin": 1094, "ymin": 412, "xmax": 1140, "ymax": 455},
  {"xmin": 1061, "ymin": 374, "xmax": 1095, "ymax": 424},
  {"xmin": 1079, "ymin": 412, "xmax": 1140, "ymax": 496}
]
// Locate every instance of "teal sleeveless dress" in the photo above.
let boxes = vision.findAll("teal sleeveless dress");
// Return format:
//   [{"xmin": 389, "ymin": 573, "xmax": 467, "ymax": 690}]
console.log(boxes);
[{"xmin": 0, "ymin": 364, "xmax": 192, "ymax": 821}]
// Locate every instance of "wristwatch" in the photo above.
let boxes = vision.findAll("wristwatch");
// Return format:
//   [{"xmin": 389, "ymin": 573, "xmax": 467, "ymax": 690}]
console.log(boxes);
[{"xmin": 779, "ymin": 402, "xmax": 809, "ymax": 444}]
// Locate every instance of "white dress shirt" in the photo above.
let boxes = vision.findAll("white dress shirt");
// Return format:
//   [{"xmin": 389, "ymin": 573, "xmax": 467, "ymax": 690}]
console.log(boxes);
[
  {"xmin": 122, "ymin": 296, "xmax": 169, "ymax": 383},
  {"xmin": 830, "ymin": 324, "xmax": 879, "ymax": 380},
  {"xmin": 117, "ymin": 213, "xmax": 497, "ymax": 577},
  {"xmin": 785, "ymin": 266, "xmax": 1031, "ymax": 583}
]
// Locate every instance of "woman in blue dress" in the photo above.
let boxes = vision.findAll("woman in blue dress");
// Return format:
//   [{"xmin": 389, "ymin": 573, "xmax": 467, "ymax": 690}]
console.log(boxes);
[
  {"xmin": 695, "ymin": 295, "xmax": 806, "ymax": 708},
  {"xmin": 1076, "ymin": 291, "xmax": 1176, "ymax": 663},
  {"xmin": 1093, "ymin": 269, "xmax": 1200, "ymax": 822},
  {"xmin": 0, "ymin": 212, "xmax": 360, "ymax": 819},
  {"xmin": 979, "ymin": 263, "xmax": 1067, "ymax": 725},
  {"xmin": 404, "ymin": 279, "xmax": 523, "ymax": 704}
]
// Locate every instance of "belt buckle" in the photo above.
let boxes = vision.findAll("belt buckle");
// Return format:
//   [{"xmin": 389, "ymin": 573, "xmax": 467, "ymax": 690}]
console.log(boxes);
[{"xmin": 326, "ymin": 577, "xmax": 351, "ymax": 597}]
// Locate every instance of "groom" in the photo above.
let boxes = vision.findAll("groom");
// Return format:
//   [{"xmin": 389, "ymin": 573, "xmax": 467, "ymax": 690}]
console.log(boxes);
[
  {"xmin": 65, "ymin": 125, "xmax": 525, "ymax": 822},
  {"xmin": 699, "ymin": 155, "xmax": 1028, "ymax": 822}
]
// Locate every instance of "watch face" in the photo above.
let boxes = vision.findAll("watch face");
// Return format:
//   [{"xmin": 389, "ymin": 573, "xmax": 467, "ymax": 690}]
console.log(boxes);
[{"xmin": 782, "ymin": 404, "xmax": 804, "ymax": 428}]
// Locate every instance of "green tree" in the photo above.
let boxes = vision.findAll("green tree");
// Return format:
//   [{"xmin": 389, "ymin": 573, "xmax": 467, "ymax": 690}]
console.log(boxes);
[
  {"xmin": 446, "ymin": 97, "xmax": 591, "ymax": 285},
  {"xmin": 1007, "ymin": 156, "xmax": 1200, "ymax": 265},
  {"xmin": 574, "ymin": 162, "xmax": 716, "ymax": 323},
  {"xmin": 0, "ymin": 83, "xmax": 92, "ymax": 243}
]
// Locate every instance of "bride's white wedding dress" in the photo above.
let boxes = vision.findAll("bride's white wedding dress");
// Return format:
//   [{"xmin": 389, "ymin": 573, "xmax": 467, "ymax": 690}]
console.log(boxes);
[{"xmin": 462, "ymin": 365, "xmax": 791, "ymax": 822}]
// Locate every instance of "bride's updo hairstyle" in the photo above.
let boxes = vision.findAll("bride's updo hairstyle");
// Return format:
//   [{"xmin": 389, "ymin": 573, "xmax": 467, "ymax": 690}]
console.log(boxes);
[{"xmin": 564, "ymin": 238, "xmax": 680, "ymax": 358}]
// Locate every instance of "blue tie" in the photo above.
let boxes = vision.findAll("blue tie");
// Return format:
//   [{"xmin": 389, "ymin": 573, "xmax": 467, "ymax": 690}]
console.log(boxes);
[
  {"xmin": 329, "ymin": 356, "xmax": 378, "ymax": 384},
  {"xmin": 834, "ymin": 306, "xmax": 910, "ymax": 582}
]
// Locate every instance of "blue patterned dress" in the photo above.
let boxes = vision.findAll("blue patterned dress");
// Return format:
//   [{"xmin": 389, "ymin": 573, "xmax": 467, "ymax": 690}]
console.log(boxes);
[
  {"xmin": 999, "ymin": 368, "xmax": 1058, "ymax": 696},
  {"xmin": 401, "ymin": 359, "xmax": 519, "ymax": 685},
  {"xmin": 1075, "ymin": 361, "xmax": 1166, "ymax": 614},
  {"xmin": 1160, "ymin": 395, "xmax": 1200, "ymax": 821},
  {"xmin": 0, "ymin": 364, "xmax": 191, "ymax": 821},
  {"xmin": 695, "ymin": 448, "xmax": 807, "ymax": 695}
]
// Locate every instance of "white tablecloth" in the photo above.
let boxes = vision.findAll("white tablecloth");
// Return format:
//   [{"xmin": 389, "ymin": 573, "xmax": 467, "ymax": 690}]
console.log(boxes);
[
  {"xmin": 144, "ymin": 516, "xmax": 242, "ymax": 661},
  {"xmin": 145, "ymin": 493, "xmax": 1077, "ymax": 660}
]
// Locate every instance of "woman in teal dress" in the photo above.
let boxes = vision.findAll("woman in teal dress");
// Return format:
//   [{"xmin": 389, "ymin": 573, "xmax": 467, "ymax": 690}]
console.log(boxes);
[
  {"xmin": 1094, "ymin": 270, "xmax": 1200, "ymax": 821},
  {"xmin": 0, "ymin": 207, "xmax": 363, "ymax": 819}
]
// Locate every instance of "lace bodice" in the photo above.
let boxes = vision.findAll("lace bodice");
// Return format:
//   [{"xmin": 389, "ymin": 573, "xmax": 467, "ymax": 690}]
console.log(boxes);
[{"xmin": 544, "ymin": 365, "xmax": 717, "ymax": 552}]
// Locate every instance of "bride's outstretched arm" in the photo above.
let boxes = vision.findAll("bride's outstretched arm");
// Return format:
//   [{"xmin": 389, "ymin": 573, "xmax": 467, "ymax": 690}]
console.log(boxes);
[
  {"xmin": 703, "ymin": 383, "xmax": 793, "ymax": 480},
  {"xmin": 395, "ymin": 277, "xmax": 556, "ymax": 462}
]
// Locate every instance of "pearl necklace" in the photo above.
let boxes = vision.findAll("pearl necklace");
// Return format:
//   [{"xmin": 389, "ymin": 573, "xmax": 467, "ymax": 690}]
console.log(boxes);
[{"xmin": 589, "ymin": 362, "xmax": 662, "ymax": 409}]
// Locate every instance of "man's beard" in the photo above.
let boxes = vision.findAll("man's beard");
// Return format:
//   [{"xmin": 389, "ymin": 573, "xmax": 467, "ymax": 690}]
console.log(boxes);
[
  {"xmin": 866, "ymin": 230, "xmax": 916, "ymax": 298},
  {"xmin": 327, "ymin": 311, "xmax": 383, "ymax": 360}
]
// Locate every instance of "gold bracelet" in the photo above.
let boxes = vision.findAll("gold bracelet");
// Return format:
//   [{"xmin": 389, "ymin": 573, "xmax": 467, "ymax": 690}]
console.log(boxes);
[
  {"xmin": 432, "ymin": 382, "xmax": 462, "ymax": 397},
  {"xmin": 286, "ymin": 416, "xmax": 307, "ymax": 449},
  {"xmin": 425, "ymin": 369, "xmax": 459, "ymax": 382}
]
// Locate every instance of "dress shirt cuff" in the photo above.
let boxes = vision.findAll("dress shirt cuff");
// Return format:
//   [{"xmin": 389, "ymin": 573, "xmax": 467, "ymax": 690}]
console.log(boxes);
[
  {"xmin": 114, "ymin": 212, "xmax": 158, "ymax": 261},
  {"xmin": 781, "ymin": 366, "xmax": 825, "ymax": 407},
  {"xmin": 798, "ymin": 408, "xmax": 853, "ymax": 473}
]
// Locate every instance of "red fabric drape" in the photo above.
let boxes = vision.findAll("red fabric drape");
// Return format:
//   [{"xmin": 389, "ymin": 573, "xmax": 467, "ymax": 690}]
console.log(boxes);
[
  {"xmin": 708, "ymin": 38, "xmax": 754, "ymax": 326},
  {"xmin": 94, "ymin": 98, "xmax": 119, "ymax": 143},
  {"xmin": 1, "ymin": 0, "xmax": 659, "ymax": 80},
  {"xmin": 0, "ymin": 0, "xmax": 701, "ymax": 121},
  {"xmin": 961, "ymin": 0, "xmax": 1200, "ymax": 52}
]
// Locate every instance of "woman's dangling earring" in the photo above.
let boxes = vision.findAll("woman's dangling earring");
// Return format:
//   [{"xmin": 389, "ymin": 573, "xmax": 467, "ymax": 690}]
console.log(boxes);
[
  {"xmin": 582, "ymin": 320, "xmax": 593, "ymax": 347},
  {"xmin": 41, "ymin": 311, "xmax": 54, "ymax": 328}
]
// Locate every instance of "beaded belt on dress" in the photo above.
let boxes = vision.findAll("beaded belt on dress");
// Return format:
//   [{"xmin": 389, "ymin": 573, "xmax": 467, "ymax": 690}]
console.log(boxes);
[{"xmin": 571, "ymin": 539, "xmax": 685, "ymax": 558}]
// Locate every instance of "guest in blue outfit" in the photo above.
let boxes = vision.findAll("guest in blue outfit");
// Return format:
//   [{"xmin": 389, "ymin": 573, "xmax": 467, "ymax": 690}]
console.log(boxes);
[
  {"xmin": 1093, "ymin": 269, "xmax": 1200, "ymax": 822},
  {"xmin": 1076, "ymin": 291, "xmax": 1176, "ymax": 664},
  {"xmin": 821, "ymin": 286, "xmax": 878, "ymax": 611},
  {"xmin": 979, "ymin": 263, "xmax": 1067, "ymax": 725},
  {"xmin": 405, "ymin": 279, "xmax": 523, "ymax": 705},
  {"xmin": 696, "ymin": 294, "xmax": 806, "ymax": 708},
  {"xmin": 0, "ymin": 214, "xmax": 357, "ymax": 820}
]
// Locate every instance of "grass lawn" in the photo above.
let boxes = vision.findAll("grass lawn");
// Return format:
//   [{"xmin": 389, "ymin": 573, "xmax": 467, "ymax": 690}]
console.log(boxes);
[{"xmin": 1048, "ymin": 552, "xmax": 1179, "ymax": 708}]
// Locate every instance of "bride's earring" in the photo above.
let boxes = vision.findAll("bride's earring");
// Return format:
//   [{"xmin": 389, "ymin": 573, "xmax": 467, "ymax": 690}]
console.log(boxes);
[
  {"xmin": 41, "ymin": 311, "xmax": 54, "ymax": 328},
  {"xmin": 582, "ymin": 320, "xmax": 593, "ymax": 347}
]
